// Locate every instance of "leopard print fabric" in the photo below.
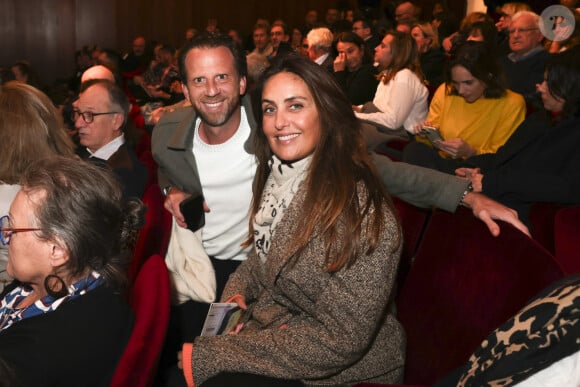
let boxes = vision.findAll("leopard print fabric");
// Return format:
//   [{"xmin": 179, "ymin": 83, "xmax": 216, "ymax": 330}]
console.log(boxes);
[{"xmin": 455, "ymin": 275, "xmax": 580, "ymax": 386}]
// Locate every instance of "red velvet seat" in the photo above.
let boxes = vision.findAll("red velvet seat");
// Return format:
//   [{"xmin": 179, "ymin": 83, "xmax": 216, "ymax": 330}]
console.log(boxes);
[
  {"xmin": 138, "ymin": 149, "xmax": 159, "ymax": 191},
  {"xmin": 528, "ymin": 202, "xmax": 566, "ymax": 255},
  {"xmin": 554, "ymin": 205, "xmax": 580, "ymax": 275},
  {"xmin": 392, "ymin": 197, "xmax": 431, "ymax": 291},
  {"xmin": 111, "ymin": 254, "xmax": 171, "ymax": 387},
  {"xmin": 396, "ymin": 207, "xmax": 564, "ymax": 385},
  {"xmin": 129, "ymin": 184, "xmax": 172, "ymax": 284}
]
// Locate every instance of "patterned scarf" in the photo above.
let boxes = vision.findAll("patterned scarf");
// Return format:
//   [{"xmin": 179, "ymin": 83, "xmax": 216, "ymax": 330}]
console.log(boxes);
[
  {"xmin": 0, "ymin": 271, "xmax": 103, "ymax": 332},
  {"xmin": 254, "ymin": 155, "xmax": 312, "ymax": 263}
]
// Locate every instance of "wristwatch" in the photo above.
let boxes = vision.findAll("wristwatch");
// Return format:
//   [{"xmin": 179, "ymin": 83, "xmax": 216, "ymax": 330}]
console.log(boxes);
[
  {"xmin": 459, "ymin": 182, "xmax": 474, "ymax": 207},
  {"xmin": 162, "ymin": 185, "xmax": 173, "ymax": 196}
]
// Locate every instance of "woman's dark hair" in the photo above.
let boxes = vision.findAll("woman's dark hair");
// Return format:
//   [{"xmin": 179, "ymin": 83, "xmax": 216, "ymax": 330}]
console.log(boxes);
[
  {"xmin": 20, "ymin": 156, "xmax": 145, "ymax": 291},
  {"xmin": 335, "ymin": 31, "xmax": 373, "ymax": 64},
  {"xmin": 179, "ymin": 32, "xmax": 247, "ymax": 84},
  {"xmin": 545, "ymin": 45, "xmax": 580, "ymax": 118},
  {"xmin": 466, "ymin": 20, "xmax": 498, "ymax": 53},
  {"xmin": 249, "ymin": 55, "xmax": 400, "ymax": 272},
  {"xmin": 446, "ymin": 41, "xmax": 506, "ymax": 98}
]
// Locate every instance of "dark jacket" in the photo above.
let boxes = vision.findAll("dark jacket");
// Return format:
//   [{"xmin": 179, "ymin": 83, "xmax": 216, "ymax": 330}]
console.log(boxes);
[
  {"xmin": 463, "ymin": 111, "xmax": 580, "ymax": 224},
  {"xmin": 0, "ymin": 284, "xmax": 133, "ymax": 386},
  {"xmin": 80, "ymin": 143, "xmax": 148, "ymax": 199},
  {"xmin": 334, "ymin": 63, "xmax": 379, "ymax": 105}
]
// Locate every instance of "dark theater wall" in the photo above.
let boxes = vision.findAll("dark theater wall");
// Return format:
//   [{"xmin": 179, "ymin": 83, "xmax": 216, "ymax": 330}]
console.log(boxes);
[{"xmin": 0, "ymin": 0, "xmax": 342, "ymax": 88}]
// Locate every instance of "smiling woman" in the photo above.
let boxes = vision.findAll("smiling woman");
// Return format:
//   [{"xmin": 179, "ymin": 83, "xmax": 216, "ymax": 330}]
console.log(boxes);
[{"xmin": 177, "ymin": 55, "xmax": 405, "ymax": 386}]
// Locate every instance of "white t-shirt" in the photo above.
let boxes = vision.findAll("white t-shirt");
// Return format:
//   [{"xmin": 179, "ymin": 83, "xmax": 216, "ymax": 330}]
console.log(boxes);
[{"xmin": 192, "ymin": 107, "xmax": 256, "ymax": 261}]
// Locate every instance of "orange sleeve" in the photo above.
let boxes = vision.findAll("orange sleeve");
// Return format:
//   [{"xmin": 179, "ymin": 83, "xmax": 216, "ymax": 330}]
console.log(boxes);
[{"xmin": 182, "ymin": 343, "xmax": 195, "ymax": 387}]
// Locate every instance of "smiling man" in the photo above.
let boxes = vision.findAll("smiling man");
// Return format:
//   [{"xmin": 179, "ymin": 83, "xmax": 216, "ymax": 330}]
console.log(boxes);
[
  {"xmin": 153, "ymin": 33, "xmax": 532, "ymax": 381},
  {"xmin": 152, "ymin": 33, "xmax": 256, "ymax": 348}
]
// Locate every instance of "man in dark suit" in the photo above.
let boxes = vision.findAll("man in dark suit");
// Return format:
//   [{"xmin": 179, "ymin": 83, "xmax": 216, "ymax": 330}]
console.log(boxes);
[{"xmin": 73, "ymin": 79, "xmax": 148, "ymax": 199}]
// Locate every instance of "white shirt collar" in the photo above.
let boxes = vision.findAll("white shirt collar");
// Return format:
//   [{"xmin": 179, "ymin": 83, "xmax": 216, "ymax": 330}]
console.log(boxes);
[
  {"xmin": 315, "ymin": 53, "xmax": 330, "ymax": 66},
  {"xmin": 88, "ymin": 134, "xmax": 125, "ymax": 160}
]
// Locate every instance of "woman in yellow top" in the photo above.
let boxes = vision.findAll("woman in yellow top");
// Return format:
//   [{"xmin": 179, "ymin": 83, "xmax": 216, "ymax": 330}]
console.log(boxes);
[{"xmin": 403, "ymin": 41, "xmax": 526, "ymax": 174}]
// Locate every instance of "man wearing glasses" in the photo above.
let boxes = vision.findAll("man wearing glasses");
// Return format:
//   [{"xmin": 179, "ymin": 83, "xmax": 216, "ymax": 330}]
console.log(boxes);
[
  {"xmin": 499, "ymin": 11, "xmax": 550, "ymax": 104},
  {"xmin": 72, "ymin": 79, "xmax": 148, "ymax": 199}
]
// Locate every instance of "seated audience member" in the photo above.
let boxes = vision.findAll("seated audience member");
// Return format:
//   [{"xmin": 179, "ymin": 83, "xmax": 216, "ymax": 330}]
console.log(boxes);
[
  {"xmin": 0, "ymin": 81, "xmax": 75, "ymax": 292},
  {"xmin": 122, "ymin": 35, "xmax": 149, "ymax": 76},
  {"xmin": 354, "ymin": 30, "xmax": 428, "ymax": 140},
  {"xmin": 352, "ymin": 18, "xmax": 383, "ymax": 59},
  {"xmin": 435, "ymin": 274, "xmax": 580, "ymax": 386},
  {"xmin": 0, "ymin": 156, "xmax": 143, "ymax": 386},
  {"xmin": 499, "ymin": 11, "xmax": 550, "ymax": 104},
  {"xmin": 290, "ymin": 27, "xmax": 304, "ymax": 53},
  {"xmin": 395, "ymin": 1, "xmax": 418, "ymax": 27},
  {"xmin": 250, "ymin": 22, "xmax": 273, "ymax": 57},
  {"xmin": 133, "ymin": 44, "xmax": 181, "ymax": 104},
  {"xmin": 494, "ymin": 2, "xmax": 531, "ymax": 56},
  {"xmin": 465, "ymin": 20, "xmax": 499, "ymax": 55},
  {"xmin": 306, "ymin": 27, "xmax": 335, "ymax": 72},
  {"xmin": 455, "ymin": 47, "xmax": 580, "ymax": 225},
  {"xmin": 333, "ymin": 32, "xmax": 379, "ymax": 105},
  {"xmin": 403, "ymin": 41, "xmax": 526, "ymax": 173},
  {"xmin": 269, "ymin": 21, "xmax": 293, "ymax": 59},
  {"xmin": 176, "ymin": 53, "xmax": 405, "ymax": 387},
  {"xmin": 73, "ymin": 79, "xmax": 148, "ymax": 199},
  {"xmin": 11, "ymin": 61, "xmax": 42, "ymax": 89},
  {"xmin": 442, "ymin": 12, "xmax": 493, "ymax": 55},
  {"xmin": 411, "ymin": 22, "xmax": 445, "ymax": 86}
]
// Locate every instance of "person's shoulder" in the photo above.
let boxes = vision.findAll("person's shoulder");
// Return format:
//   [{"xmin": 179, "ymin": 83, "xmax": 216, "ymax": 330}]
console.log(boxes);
[
  {"xmin": 157, "ymin": 105, "xmax": 194, "ymax": 127},
  {"xmin": 504, "ymin": 89, "xmax": 526, "ymax": 104}
]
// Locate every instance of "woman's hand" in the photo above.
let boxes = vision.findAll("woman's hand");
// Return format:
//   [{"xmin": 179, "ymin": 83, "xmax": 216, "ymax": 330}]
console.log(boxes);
[
  {"xmin": 352, "ymin": 105, "xmax": 362, "ymax": 113},
  {"xmin": 436, "ymin": 138, "xmax": 476, "ymax": 159},
  {"xmin": 177, "ymin": 350, "xmax": 183, "ymax": 369},
  {"xmin": 224, "ymin": 294, "xmax": 247, "ymax": 334},
  {"xmin": 333, "ymin": 52, "xmax": 346, "ymax": 72},
  {"xmin": 455, "ymin": 168, "xmax": 483, "ymax": 192}
]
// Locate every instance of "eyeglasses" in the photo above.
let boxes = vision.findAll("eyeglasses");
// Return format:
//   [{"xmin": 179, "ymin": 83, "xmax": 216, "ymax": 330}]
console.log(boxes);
[
  {"xmin": 508, "ymin": 27, "xmax": 539, "ymax": 35},
  {"xmin": 71, "ymin": 110, "xmax": 120, "ymax": 124},
  {"xmin": 0, "ymin": 215, "xmax": 41, "ymax": 246}
]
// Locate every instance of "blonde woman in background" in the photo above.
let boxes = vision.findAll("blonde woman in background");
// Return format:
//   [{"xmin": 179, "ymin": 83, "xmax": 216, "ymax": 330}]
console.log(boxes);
[{"xmin": 411, "ymin": 22, "xmax": 445, "ymax": 87}]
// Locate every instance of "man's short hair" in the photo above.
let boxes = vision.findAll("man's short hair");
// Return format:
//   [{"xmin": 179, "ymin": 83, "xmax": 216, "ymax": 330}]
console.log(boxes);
[
  {"xmin": 307, "ymin": 27, "xmax": 334, "ymax": 50},
  {"xmin": 178, "ymin": 33, "xmax": 247, "ymax": 83}
]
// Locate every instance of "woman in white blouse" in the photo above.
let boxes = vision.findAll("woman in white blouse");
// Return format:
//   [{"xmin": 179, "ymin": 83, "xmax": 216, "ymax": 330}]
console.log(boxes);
[{"xmin": 354, "ymin": 30, "xmax": 428, "ymax": 140}]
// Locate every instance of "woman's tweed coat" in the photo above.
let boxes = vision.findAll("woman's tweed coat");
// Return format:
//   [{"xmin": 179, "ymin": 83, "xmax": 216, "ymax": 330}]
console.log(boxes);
[{"xmin": 190, "ymin": 182, "xmax": 405, "ymax": 385}]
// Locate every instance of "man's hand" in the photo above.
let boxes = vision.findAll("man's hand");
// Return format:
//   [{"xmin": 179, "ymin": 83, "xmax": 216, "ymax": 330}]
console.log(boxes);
[
  {"xmin": 455, "ymin": 167, "xmax": 483, "ymax": 192},
  {"xmin": 462, "ymin": 192, "xmax": 530, "ymax": 237},
  {"xmin": 164, "ymin": 187, "xmax": 190, "ymax": 228}
]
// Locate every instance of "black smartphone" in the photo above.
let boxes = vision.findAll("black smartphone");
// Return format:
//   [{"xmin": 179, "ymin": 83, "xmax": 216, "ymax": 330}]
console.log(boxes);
[{"xmin": 179, "ymin": 194, "xmax": 205, "ymax": 232}]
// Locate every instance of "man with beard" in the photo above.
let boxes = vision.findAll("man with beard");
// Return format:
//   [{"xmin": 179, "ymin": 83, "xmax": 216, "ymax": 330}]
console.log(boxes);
[{"xmin": 152, "ymin": 32, "xmax": 529, "ymax": 354}]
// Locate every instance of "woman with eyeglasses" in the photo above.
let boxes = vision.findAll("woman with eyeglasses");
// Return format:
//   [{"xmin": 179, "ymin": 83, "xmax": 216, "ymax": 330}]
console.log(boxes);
[
  {"xmin": 0, "ymin": 81, "xmax": 75, "ymax": 292},
  {"xmin": 0, "ymin": 156, "xmax": 144, "ymax": 386}
]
